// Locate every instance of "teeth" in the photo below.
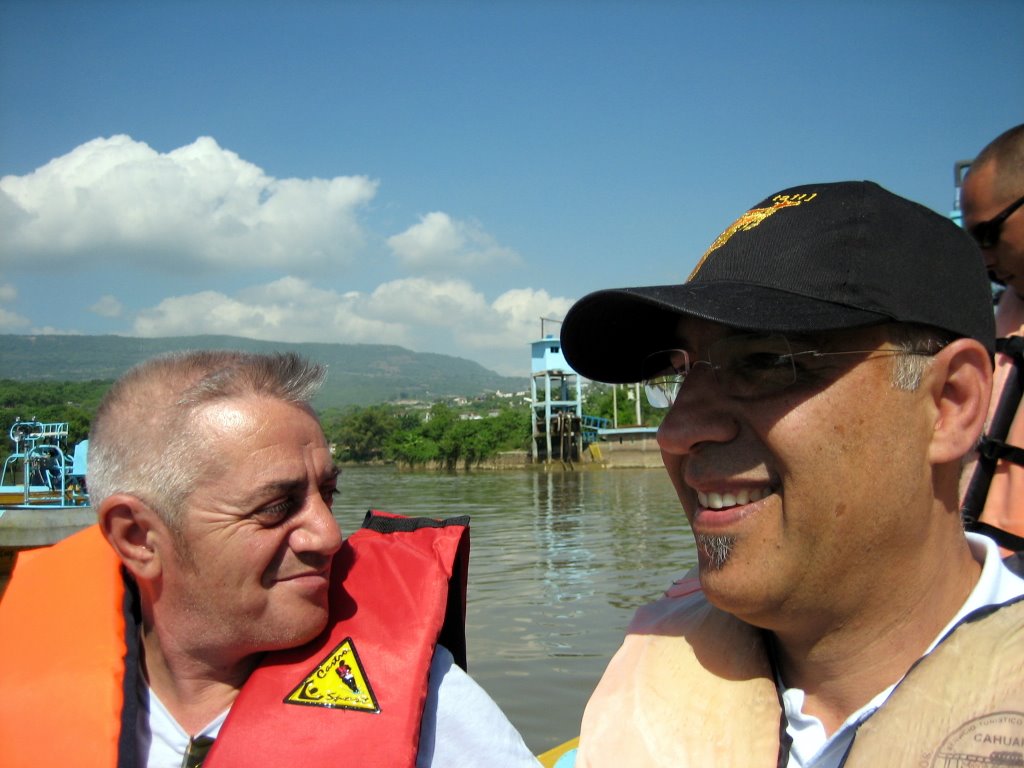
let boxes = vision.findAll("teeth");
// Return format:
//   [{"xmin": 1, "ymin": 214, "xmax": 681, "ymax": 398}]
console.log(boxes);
[{"xmin": 697, "ymin": 487, "xmax": 771, "ymax": 509}]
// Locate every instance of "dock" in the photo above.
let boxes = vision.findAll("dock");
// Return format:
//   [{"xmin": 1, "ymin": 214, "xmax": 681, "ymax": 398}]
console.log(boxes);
[{"xmin": 0, "ymin": 507, "xmax": 95, "ymax": 595}]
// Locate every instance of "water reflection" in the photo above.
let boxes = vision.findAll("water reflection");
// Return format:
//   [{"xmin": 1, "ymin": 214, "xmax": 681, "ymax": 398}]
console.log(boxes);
[{"xmin": 334, "ymin": 465, "xmax": 695, "ymax": 754}]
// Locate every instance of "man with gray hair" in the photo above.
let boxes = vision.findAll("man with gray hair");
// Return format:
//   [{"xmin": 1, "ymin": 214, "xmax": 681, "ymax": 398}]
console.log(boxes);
[
  {"xmin": 0, "ymin": 350, "xmax": 539, "ymax": 767},
  {"xmin": 558, "ymin": 182, "xmax": 1024, "ymax": 767}
]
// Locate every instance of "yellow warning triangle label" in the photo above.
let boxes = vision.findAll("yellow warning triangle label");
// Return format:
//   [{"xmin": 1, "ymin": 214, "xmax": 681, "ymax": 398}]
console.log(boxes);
[{"xmin": 284, "ymin": 637, "xmax": 380, "ymax": 713}]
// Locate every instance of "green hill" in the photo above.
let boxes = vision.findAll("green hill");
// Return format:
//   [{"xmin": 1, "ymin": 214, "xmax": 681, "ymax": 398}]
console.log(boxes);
[{"xmin": 0, "ymin": 334, "xmax": 526, "ymax": 408}]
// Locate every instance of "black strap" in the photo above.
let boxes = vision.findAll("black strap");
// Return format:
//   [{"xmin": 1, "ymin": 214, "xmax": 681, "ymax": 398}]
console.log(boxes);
[
  {"xmin": 964, "ymin": 520, "xmax": 1024, "ymax": 553},
  {"xmin": 962, "ymin": 334, "xmax": 1024, "ymax": 527},
  {"xmin": 118, "ymin": 569, "xmax": 142, "ymax": 768},
  {"xmin": 997, "ymin": 335, "xmax": 1024, "ymax": 359},
  {"xmin": 976, "ymin": 435, "xmax": 1024, "ymax": 467},
  {"xmin": 182, "ymin": 736, "xmax": 216, "ymax": 768},
  {"xmin": 360, "ymin": 510, "xmax": 471, "ymax": 533}
]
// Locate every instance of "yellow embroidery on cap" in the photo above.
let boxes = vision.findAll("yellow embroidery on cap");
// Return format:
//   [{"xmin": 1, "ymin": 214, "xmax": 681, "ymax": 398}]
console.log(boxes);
[
  {"xmin": 284, "ymin": 637, "xmax": 380, "ymax": 713},
  {"xmin": 688, "ymin": 193, "xmax": 818, "ymax": 280}
]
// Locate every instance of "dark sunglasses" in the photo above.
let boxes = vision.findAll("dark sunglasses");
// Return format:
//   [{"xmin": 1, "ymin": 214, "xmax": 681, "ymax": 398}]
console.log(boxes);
[{"xmin": 969, "ymin": 193, "xmax": 1024, "ymax": 249}]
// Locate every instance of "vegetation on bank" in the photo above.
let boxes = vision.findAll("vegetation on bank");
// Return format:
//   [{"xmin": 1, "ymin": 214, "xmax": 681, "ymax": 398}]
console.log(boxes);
[
  {"xmin": 0, "ymin": 380, "xmax": 663, "ymax": 470},
  {"xmin": 0, "ymin": 380, "xmax": 537, "ymax": 470},
  {"xmin": 0, "ymin": 380, "xmax": 105, "ymax": 463},
  {"xmin": 323, "ymin": 402, "xmax": 532, "ymax": 469}
]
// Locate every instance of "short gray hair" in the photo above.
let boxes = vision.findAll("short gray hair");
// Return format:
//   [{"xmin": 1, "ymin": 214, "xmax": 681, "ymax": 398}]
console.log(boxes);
[
  {"xmin": 885, "ymin": 324, "xmax": 957, "ymax": 391},
  {"xmin": 87, "ymin": 350, "xmax": 326, "ymax": 530}
]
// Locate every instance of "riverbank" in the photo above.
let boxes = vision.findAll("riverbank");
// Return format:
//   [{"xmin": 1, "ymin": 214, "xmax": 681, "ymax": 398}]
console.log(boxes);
[{"xmin": 399, "ymin": 436, "xmax": 663, "ymax": 471}]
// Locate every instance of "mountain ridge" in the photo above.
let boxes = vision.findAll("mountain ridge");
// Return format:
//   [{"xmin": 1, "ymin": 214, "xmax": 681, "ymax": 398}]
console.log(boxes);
[{"xmin": 0, "ymin": 334, "xmax": 526, "ymax": 408}]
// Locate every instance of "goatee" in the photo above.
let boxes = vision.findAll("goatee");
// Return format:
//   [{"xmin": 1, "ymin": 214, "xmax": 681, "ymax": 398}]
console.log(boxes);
[{"xmin": 696, "ymin": 534, "xmax": 734, "ymax": 571}]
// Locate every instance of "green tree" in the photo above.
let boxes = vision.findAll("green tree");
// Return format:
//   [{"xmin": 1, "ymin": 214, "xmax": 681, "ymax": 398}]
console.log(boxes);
[
  {"xmin": 0, "ymin": 380, "xmax": 110, "ymax": 464},
  {"xmin": 328, "ymin": 404, "xmax": 402, "ymax": 462},
  {"xmin": 385, "ymin": 431, "xmax": 439, "ymax": 467}
]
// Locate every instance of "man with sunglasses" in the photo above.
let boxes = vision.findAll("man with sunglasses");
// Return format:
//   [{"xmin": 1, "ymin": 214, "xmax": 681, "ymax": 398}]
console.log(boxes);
[
  {"xmin": 960, "ymin": 124, "xmax": 1024, "ymax": 567},
  {"xmin": 559, "ymin": 181, "xmax": 1024, "ymax": 767}
]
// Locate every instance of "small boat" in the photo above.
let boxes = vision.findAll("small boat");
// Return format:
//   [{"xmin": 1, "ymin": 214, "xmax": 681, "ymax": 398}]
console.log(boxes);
[{"xmin": 0, "ymin": 420, "xmax": 89, "ymax": 509}]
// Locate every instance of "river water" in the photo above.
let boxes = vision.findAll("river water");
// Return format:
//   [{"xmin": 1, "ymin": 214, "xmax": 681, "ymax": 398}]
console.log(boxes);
[{"xmin": 333, "ymin": 465, "xmax": 697, "ymax": 754}]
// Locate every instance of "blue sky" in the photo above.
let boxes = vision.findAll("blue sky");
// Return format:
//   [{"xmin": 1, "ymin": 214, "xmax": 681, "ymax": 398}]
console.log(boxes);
[{"xmin": 1, "ymin": 0, "xmax": 1022, "ymax": 376}]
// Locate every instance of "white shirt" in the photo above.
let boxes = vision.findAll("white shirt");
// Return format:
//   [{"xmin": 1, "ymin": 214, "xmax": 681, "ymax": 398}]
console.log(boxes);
[
  {"xmin": 139, "ymin": 645, "xmax": 540, "ymax": 767},
  {"xmin": 784, "ymin": 533, "xmax": 1024, "ymax": 768}
]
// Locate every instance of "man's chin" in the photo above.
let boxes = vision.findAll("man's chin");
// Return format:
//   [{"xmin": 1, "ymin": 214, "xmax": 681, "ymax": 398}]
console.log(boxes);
[
  {"xmin": 695, "ymin": 533, "xmax": 735, "ymax": 572},
  {"xmin": 275, "ymin": 605, "xmax": 331, "ymax": 650}
]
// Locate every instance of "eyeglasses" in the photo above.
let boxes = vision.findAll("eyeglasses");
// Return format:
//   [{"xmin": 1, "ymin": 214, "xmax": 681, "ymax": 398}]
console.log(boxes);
[
  {"xmin": 968, "ymin": 193, "xmax": 1024, "ymax": 249},
  {"xmin": 641, "ymin": 333, "xmax": 932, "ymax": 410}
]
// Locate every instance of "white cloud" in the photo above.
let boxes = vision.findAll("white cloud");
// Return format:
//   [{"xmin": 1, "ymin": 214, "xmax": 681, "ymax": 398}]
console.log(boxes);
[
  {"xmin": 0, "ymin": 135, "xmax": 559, "ymax": 375},
  {"xmin": 359, "ymin": 278, "xmax": 573, "ymax": 372},
  {"xmin": 364, "ymin": 277, "xmax": 490, "ymax": 326},
  {"xmin": 481, "ymin": 287, "xmax": 574, "ymax": 347},
  {"xmin": 132, "ymin": 278, "xmax": 409, "ymax": 346},
  {"xmin": 89, "ymin": 295, "xmax": 123, "ymax": 318},
  {"xmin": 0, "ymin": 135, "xmax": 378, "ymax": 273},
  {"xmin": 387, "ymin": 211, "xmax": 521, "ymax": 273},
  {"xmin": 0, "ymin": 306, "xmax": 30, "ymax": 331},
  {"xmin": 0, "ymin": 281, "xmax": 28, "ymax": 330},
  {"xmin": 28, "ymin": 325, "xmax": 82, "ymax": 335},
  {"xmin": 126, "ymin": 277, "xmax": 573, "ymax": 375}
]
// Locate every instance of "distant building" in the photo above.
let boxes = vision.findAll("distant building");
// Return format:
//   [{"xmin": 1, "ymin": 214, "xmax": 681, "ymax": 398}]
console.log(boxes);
[{"xmin": 529, "ymin": 335, "xmax": 582, "ymax": 464}]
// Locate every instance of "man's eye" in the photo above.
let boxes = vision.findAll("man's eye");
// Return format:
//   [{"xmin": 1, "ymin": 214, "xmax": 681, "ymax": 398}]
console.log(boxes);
[
  {"xmin": 723, "ymin": 352, "xmax": 796, "ymax": 394},
  {"xmin": 321, "ymin": 485, "xmax": 338, "ymax": 505},
  {"xmin": 730, "ymin": 352, "xmax": 792, "ymax": 382},
  {"xmin": 253, "ymin": 501, "xmax": 293, "ymax": 525},
  {"xmin": 738, "ymin": 352, "xmax": 790, "ymax": 371}
]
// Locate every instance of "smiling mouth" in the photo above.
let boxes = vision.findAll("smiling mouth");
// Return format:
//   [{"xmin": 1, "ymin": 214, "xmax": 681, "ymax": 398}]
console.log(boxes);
[{"xmin": 697, "ymin": 487, "xmax": 772, "ymax": 510}]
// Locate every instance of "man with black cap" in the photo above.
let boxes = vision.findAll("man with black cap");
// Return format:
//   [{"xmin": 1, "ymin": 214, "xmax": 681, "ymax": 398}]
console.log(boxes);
[{"xmin": 559, "ymin": 181, "xmax": 1024, "ymax": 767}]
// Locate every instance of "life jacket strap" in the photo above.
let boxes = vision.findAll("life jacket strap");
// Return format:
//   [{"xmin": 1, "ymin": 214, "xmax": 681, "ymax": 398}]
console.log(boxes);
[{"xmin": 975, "ymin": 435, "xmax": 1024, "ymax": 467}]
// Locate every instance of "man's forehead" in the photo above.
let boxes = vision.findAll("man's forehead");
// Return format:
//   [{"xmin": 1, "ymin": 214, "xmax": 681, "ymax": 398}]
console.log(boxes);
[
  {"xmin": 671, "ymin": 316, "xmax": 779, "ymax": 345},
  {"xmin": 961, "ymin": 160, "xmax": 1001, "ymax": 216},
  {"xmin": 193, "ymin": 395, "xmax": 316, "ymax": 428}
]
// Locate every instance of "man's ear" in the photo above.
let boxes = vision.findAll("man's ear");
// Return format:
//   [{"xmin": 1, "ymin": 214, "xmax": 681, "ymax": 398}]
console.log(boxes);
[
  {"xmin": 926, "ymin": 338, "xmax": 993, "ymax": 465},
  {"xmin": 97, "ymin": 493, "xmax": 167, "ymax": 581}
]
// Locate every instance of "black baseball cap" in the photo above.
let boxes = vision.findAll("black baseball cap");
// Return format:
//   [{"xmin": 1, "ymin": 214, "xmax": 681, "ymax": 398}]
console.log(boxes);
[{"xmin": 560, "ymin": 181, "xmax": 995, "ymax": 383}]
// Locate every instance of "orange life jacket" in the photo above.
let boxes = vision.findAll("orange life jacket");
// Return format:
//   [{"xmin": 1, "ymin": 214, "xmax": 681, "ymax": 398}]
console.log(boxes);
[
  {"xmin": 0, "ymin": 511, "xmax": 469, "ymax": 768},
  {"xmin": 577, "ymin": 577, "xmax": 1024, "ymax": 767}
]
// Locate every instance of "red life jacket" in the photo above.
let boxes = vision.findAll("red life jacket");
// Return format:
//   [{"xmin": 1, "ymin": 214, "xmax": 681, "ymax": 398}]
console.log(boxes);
[{"xmin": 0, "ymin": 511, "xmax": 469, "ymax": 768}]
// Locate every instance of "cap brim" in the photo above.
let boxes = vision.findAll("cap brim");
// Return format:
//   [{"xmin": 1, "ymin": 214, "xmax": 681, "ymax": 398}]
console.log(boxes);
[{"xmin": 559, "ymin": 282, "xmax": 890, "ymax": 383}]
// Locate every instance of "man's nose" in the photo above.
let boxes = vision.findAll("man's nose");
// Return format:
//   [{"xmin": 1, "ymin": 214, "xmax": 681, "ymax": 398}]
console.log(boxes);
[
  {"xmin": 656, "ymin": 366, "xmax": 739, "ymax": 456},
  {"xmin": 292, "ymin": 493, "xmax": 343, "ymax": 556}
]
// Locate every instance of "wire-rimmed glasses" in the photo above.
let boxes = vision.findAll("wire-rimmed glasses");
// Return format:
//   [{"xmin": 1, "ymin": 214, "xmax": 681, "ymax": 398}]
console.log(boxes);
[{"xmin": 641, "ymin": 333, "xmax": 929, "ymax": 410}]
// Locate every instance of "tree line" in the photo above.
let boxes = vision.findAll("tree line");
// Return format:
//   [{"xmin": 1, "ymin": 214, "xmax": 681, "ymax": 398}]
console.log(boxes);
[
  {"xmin": 0, "ymin": 380, "xmax": 662, "ymax": 471},
  {"xmin": 321, "ymin": 402, "xmax": 532, "ymax": 469},
  {"xmin": 0, "ymin": 380, "xmax": 104, "ymax": 465},
  {"xmin": 0, "ymin": 380, "xmax": 534, "ymax": 470}
]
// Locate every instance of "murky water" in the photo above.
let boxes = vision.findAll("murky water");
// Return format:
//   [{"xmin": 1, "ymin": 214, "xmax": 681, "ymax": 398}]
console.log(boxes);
[{"xmin": 333, "ymin": 465, "xmax": 696, "ymax": 754}]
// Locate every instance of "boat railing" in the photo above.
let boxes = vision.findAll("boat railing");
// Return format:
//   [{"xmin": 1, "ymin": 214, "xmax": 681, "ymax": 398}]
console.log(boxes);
[
  {"xmin": 580, "ymin": 414, "xmax": 611, "ymax": 445},
  {"xmin": 1, "ymin": 420, "xmax": 89, "ymax": 508}
]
